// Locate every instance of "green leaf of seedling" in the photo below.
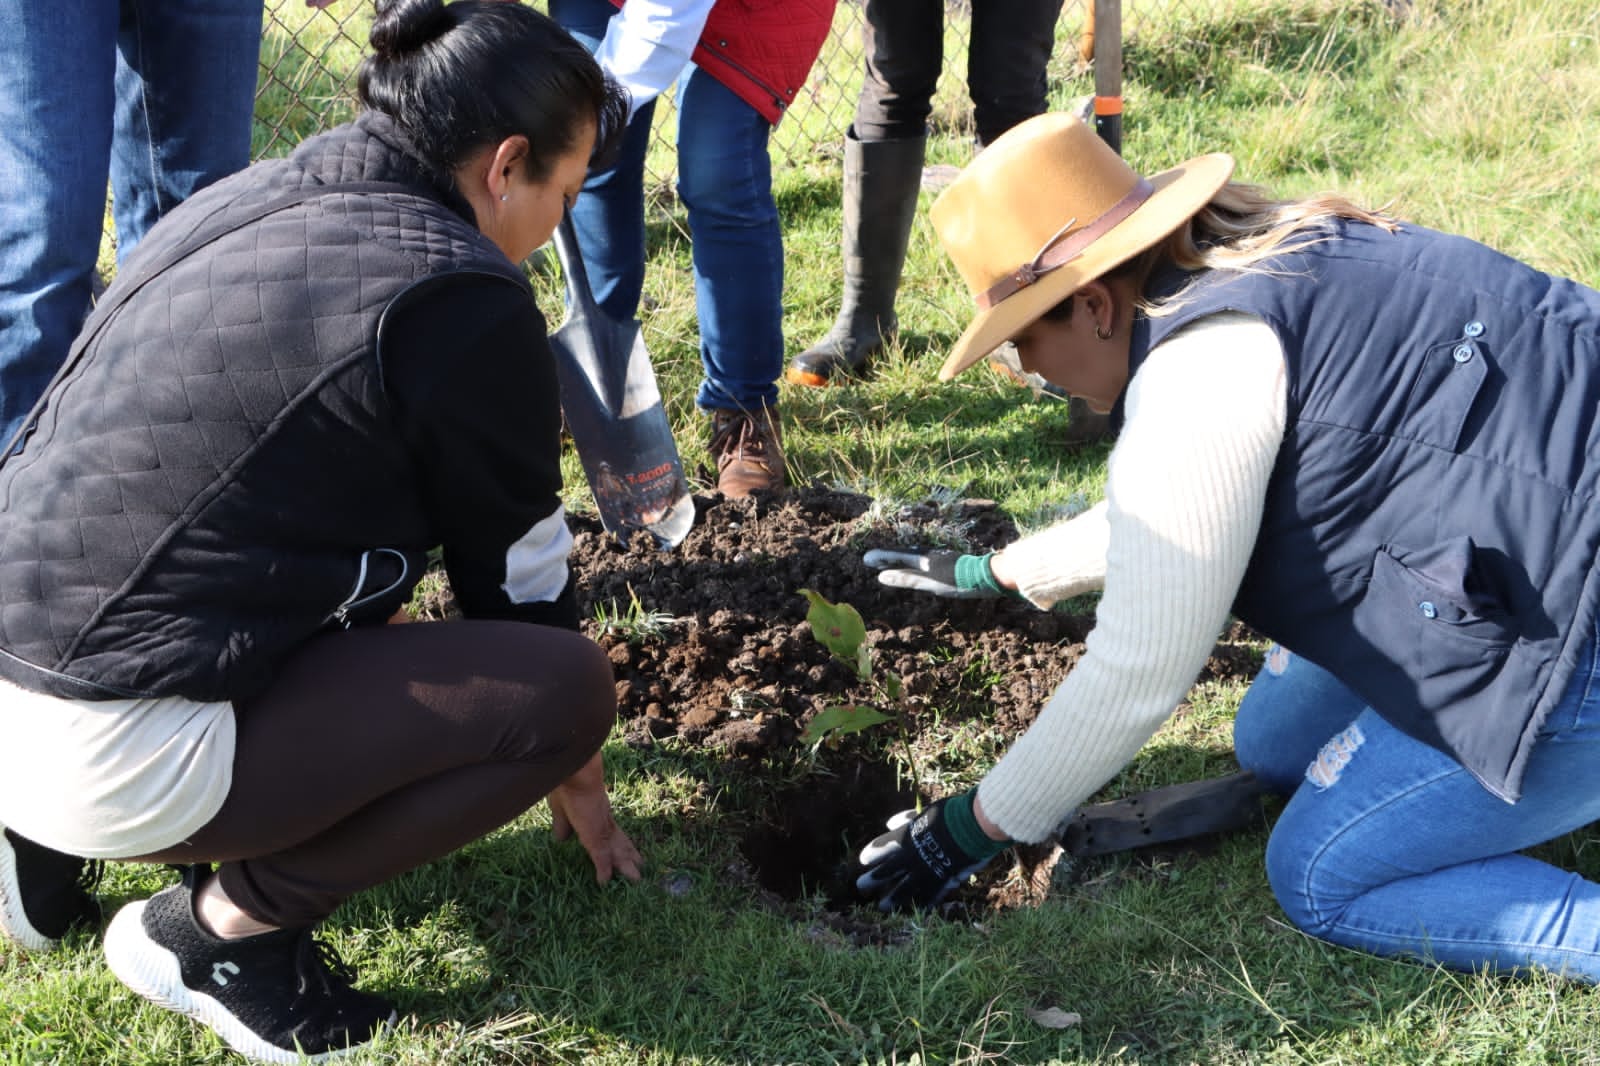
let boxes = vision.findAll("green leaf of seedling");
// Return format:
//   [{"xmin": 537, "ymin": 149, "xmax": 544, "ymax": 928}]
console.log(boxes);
[
  {"xmin": 855, "ymin": 644, "xmax": 872, "ymax": 682},
  {"xmin": 884, "ymin": 671, "xmax": 902, "ymax": 701},
  {"xmin": 801, "ymin": 704, "xmax": 893, "ymax": 747},
  {"xmin": 799, "ymin": 588, "xmax": 867, "ymax": 663}
]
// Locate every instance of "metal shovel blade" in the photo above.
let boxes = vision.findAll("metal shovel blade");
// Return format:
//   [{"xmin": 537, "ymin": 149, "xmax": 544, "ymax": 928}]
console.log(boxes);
[{"xmin": 546, "ymin": 215, "xmax": 694, "ymax": 548}]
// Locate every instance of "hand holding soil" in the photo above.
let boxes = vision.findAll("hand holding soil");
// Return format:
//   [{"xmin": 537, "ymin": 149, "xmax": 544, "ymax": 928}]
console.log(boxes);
[{"xmin": 548, "ymin": 752, "xmax": 644, "ymax": 885}]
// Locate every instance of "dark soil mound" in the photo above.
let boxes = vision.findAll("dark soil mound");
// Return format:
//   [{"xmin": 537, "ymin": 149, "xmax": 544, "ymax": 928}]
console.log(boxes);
[{"xmin": 571, "ymin": 488, "xmax": 1091, "ymax": 754}]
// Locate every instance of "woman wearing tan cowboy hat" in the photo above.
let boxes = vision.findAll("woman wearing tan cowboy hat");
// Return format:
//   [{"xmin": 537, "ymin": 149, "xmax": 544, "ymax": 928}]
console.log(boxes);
[{"xmin": 856, "ymin": 112, "xmax": 1600, "ymax": 981}]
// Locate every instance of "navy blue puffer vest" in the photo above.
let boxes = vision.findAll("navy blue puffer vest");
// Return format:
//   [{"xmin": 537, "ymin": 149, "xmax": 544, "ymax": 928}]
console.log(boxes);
[
  {"xmin": 0, "ymin": 113, "xmax": 527, "ymax": 703},
  {"xmin": 1124, "ymin": 219, "xmax": 1600, "ymax": 801}
]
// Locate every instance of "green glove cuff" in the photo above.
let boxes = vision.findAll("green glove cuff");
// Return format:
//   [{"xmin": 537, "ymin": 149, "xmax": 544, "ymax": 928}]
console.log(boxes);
[
  {"xmin": 942, "ymin": 789, "xmax": 1012, "ymax": 861},
  {"xmin": 955, "ymin": 552, "xmax": 1025, "ymax": 599}
]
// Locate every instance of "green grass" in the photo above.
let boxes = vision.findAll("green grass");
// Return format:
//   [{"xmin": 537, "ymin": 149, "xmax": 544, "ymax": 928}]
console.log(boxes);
[{"xmin": 20, "ymin": 0, "xmax": 1600, "ymax": 1062}]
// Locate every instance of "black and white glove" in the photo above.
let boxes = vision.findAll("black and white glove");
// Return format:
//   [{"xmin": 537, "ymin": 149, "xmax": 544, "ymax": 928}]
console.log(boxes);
[
  {"xmin": 855, "ymin": 790, "xmax": 1012, "ymax": 912},
  {"xmin": 863, "ymin": 549, "xmax": 1018, "ymax": 599}
]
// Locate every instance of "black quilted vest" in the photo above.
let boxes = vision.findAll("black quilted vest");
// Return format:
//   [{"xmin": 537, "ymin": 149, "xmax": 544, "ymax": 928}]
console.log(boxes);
[
  {"xmin": 0, "ymin": 113, "xmax": 528, "ymax": 702},
  {"xmin": 1120, "ymin": 219, "xmax": 1600, "ymax": 802}
]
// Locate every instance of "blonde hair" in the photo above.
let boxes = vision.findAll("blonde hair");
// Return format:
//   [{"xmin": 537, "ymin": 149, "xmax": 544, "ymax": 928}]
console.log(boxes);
[{"xmin": 1124, "ymin": 180, "xmax": 1400, "ymax": 316}]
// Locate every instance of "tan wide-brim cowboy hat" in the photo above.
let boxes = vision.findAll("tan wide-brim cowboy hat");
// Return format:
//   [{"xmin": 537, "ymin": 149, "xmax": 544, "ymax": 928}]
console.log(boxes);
[{"xmin": 931, "ymin": 113, "xmax": 1235, "ymax": 380}]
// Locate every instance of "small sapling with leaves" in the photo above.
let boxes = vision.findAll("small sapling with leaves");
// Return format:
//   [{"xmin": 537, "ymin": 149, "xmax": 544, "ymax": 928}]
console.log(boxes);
[{"xmin": 797, "ymin": 589, "xmax": 921, "ymax": 800}]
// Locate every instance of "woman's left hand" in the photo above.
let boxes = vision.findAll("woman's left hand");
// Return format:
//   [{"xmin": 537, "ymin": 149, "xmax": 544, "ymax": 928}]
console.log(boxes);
[{"xmin": 548, "ymin": 752, "xmax": 644, "ymax": 885}]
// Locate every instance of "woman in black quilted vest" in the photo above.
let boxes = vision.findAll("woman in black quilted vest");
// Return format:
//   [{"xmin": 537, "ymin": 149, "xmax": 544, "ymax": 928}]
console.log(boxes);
[{"xmin": 0, "ymin": 1, "xmax": 640, "ymax": 1059}]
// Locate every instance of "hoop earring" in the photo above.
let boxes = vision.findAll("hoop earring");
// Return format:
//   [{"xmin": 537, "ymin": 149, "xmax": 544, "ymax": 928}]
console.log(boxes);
[{"xmin": 1095, "ymin": 323, "xmax": 1113, "ymax": 341}]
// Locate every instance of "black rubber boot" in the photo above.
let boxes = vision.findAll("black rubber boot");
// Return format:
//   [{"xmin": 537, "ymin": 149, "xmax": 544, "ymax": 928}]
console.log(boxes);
[{"xmin": 788, "ymin": 132, "xmax": 926, "ymax": 386}]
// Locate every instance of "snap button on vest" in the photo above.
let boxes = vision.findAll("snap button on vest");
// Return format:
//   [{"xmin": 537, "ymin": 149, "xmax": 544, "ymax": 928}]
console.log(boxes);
[
  {"xmin": 1453, "ymin": 343, "xmax": 1475, "ymax": 363},
  {"xmin": 1420, "ymin": 601, "xmax": 1439, "ymax": 618},
  {"xmin": 1463, "ymin": 320, "xmax": 1485, "ymax": 337}
]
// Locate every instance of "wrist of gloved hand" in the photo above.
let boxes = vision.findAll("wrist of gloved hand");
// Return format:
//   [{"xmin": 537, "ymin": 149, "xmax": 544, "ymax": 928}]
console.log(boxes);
[
  {"xmin": 864, "ymin": 548, "xmax": 1026, "ymax": 600},
  {"xmin": 955, "ymin": 552, "xmax": 1021, "ymax": 597},
  {"xmin": 855, "ymin": 789, "xmax": 1013, "ymax": 912}
]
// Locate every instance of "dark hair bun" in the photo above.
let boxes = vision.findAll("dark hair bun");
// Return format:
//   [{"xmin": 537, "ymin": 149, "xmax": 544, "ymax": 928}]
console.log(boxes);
[{"xmin": 369, "ymin": 0, "xmax": 452, "ymax": 60}]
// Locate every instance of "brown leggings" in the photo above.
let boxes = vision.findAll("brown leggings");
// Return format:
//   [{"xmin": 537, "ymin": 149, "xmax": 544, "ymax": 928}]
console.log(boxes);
[{"xmin": 138, "ymin": 620, "xmax": 615, "ymax": 928}]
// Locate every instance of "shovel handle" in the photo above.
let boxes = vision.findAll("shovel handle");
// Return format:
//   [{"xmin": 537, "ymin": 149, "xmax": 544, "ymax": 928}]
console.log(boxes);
[{"xmin": 551, "ymin": 213, "xmax": 601, "ymax": 319}]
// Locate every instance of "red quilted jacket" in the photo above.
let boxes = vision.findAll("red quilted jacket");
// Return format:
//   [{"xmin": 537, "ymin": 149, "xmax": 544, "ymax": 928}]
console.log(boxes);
[{"xmin": 614, "ymin": 0, "xmax": 837, "ymax": 125}]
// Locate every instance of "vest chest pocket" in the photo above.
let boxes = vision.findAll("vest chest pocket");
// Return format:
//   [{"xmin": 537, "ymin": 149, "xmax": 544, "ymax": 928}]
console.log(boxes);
[{"xmin": 1399, "ymin": 333, "xmax": 1489, "ymax": 451}]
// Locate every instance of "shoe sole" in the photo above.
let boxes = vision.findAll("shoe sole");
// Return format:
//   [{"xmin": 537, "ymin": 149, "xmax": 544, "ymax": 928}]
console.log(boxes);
[
  {"xmin": 105, "ymin": 900, "xmax": 392, "ymax": 1063},
  {"xmin": 0, "ymin": 828, "xmax": 56, "ymax": 953},
  {"xmin": 786, "ymin": 352, "xmax": 875, "ymax": 388},
  {"xmin": 785, "ymin": 366, "xmax": 831, "ymax": 387}
]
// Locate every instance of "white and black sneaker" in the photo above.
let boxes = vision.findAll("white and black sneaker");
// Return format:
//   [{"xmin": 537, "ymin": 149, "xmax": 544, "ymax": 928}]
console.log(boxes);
[
  {"xmin": 105, "ymin": 866, "xmax": 397, "ymax": 1063},
  {"xmin": 0, "ymin": 823, "xmax": 102, "ymax": 952}
]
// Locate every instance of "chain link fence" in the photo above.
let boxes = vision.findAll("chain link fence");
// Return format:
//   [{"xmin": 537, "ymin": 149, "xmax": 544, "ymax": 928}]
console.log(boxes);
[{"xmin": 255, "ymin": 0, "xmax": 1122, "ymax": 193}]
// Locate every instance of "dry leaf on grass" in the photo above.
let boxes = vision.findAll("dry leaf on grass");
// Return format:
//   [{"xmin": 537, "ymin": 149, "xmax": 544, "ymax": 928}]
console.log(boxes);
[{"xmin": 1026, "ymin": 1006, "xmax": 1083, "ymax": 1029}]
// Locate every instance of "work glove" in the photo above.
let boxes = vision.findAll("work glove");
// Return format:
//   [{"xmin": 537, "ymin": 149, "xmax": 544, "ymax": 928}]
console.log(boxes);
[
  {"xmin": 862, "ymin": 549, "xmax": 1020, "ymax": 599},
  {"xmin": 855, "ymin": 789, "xmax": 1012, "ymax": 912}
]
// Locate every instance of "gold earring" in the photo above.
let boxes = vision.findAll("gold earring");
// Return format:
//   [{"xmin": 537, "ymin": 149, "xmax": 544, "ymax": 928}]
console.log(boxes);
[{"xmin": 1095, "ymin": 323, "xmax": 1113, "ymax": 341}]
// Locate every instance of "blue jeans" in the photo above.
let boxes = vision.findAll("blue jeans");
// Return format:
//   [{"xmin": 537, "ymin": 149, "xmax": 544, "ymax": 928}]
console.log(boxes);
[
  {"xmin": 549, "ymin": 0, "xmax": 785, "ymax": 413},
  {"xmin": 1235, "ymin": 635, "xmax": 1600, "ymax": 980},
  {"xmin": 0, "ymin": 0, "xmax": 260, "ymax": 446}
]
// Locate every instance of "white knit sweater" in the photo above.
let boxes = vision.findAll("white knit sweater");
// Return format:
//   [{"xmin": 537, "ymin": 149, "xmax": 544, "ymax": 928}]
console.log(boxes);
[{"xmin": 977, "ymin": 312, "xmax": 1289, "ymax": 843}]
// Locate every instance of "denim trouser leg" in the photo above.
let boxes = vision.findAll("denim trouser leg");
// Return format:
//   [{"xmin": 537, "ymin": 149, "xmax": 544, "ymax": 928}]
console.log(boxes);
[
  {"xmin": 0, "ymin": 4, "xmax": 120, "ymax": 447},
  {"xmin": 110, "ymin": 0, "xmax": 261, "ymax": 254},
  {"xmin": 563, "ymin": 99, "xmax": 655, "ymax": 322},
  {"xmin": 549, "ymin": 0, "xmax": 782, "ymax": 411},
  {"xmin": 675, "ymin": 66, "xmax": 783, "ymax": 413},
  {"xmin": 549, "ymin": 0, "xmax": 654, "ymax": 322},
  {"xmin": 1233, "ymin": 644, "xmax": 1368, "ymax": 794},
  {"xmin": 1235, "ymin": 638, "xmax": 1600, "ymax": 980},
  {"xmin": 0, "ymin": 0, "xmax": 258, "ymax": 447}
]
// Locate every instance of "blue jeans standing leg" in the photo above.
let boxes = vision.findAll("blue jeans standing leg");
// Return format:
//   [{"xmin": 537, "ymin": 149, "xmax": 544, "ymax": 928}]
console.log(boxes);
[
  {"xmin": 1234, "ymin": 638, "xmax": 1600, "ymax": 980},
  {"xmin": 0, "ymin": 0, "xmax": 259, "ymax": 446},
  {"xmin": 549, "ymin": 0, "xmax": 653, "ymax": 322},
  {"xmin": 675, "ymin": 65, "xmax": 783, "ymax": 413},
  {"xmin": 110, "ymin": 0, "xmax": 261, "ymax": 254},
  {"xmin": 549, "ymin": 0, "xmax": 784, "ymax": 414}
]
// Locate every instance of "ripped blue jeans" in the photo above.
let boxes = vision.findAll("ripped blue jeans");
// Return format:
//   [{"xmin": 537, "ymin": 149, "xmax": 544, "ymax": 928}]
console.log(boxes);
[{"xmin": 1233, "ymin": 632, "xmax": 1600, "ymax": 980}]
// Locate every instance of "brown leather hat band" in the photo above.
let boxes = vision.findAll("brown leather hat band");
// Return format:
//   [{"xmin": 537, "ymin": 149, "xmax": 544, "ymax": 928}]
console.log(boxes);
[{"xmin": 975, "ymin": 178, "xmax": 1155, "ymax": 311}]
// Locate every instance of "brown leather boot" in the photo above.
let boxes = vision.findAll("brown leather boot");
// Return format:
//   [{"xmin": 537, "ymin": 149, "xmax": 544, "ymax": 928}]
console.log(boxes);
[{"xmin": 708, "ymin": 406, "xmax": 786, "ymax": 497}]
